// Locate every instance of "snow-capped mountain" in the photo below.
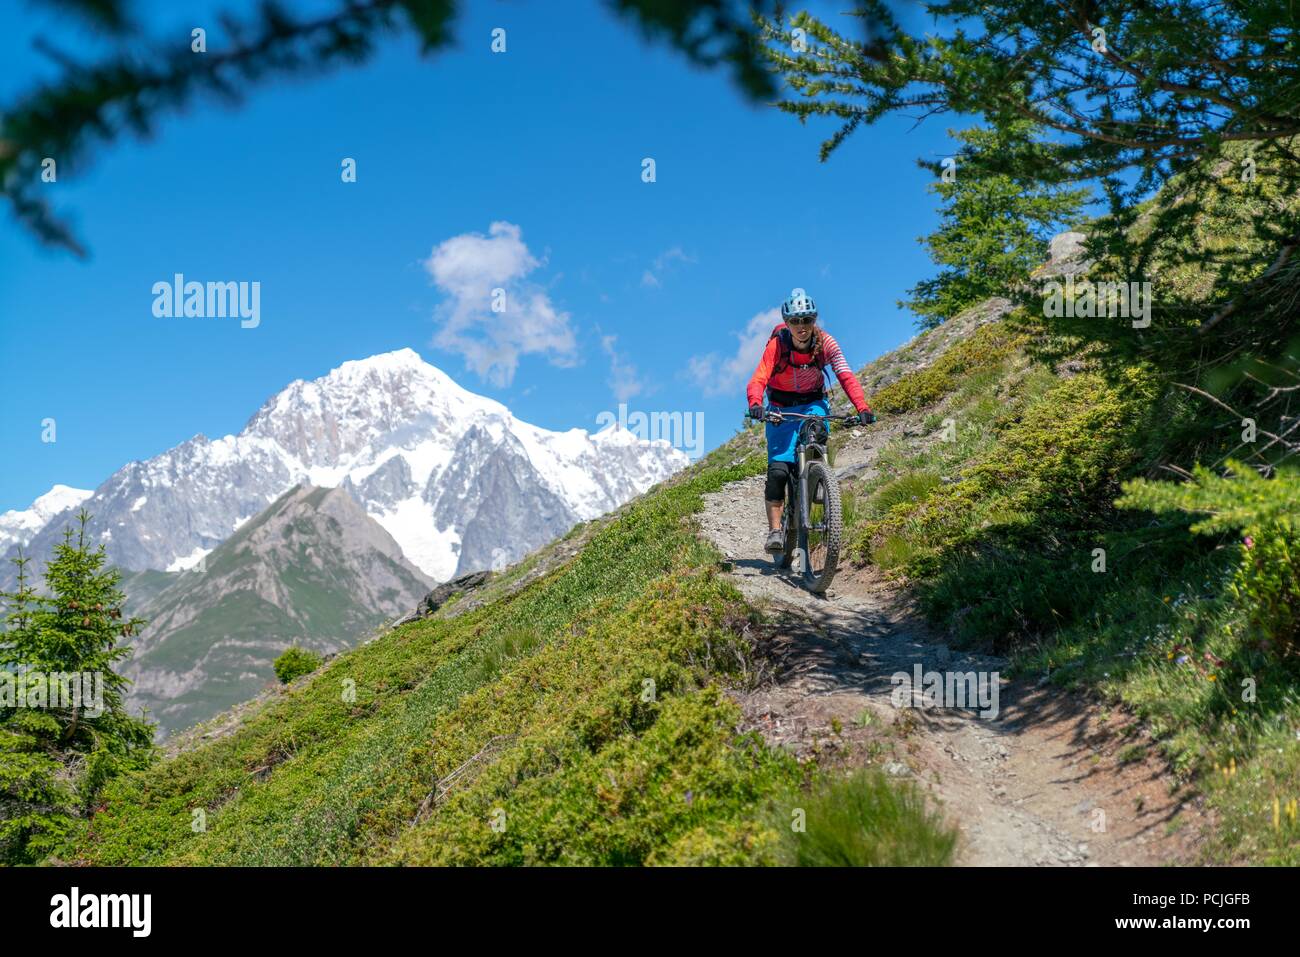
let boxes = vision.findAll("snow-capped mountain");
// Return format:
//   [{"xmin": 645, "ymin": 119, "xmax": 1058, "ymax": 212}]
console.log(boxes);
[
  {"xmin": 4, "ymin": 349, "xmax": 688, "ymax": 583},
  {"xmin": 0, "ymin": 484, "xmax": 93, "ymax": 553}
]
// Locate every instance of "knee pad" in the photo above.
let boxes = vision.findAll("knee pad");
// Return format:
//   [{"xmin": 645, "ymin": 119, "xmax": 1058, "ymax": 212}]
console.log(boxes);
[{"xmin": 765, "ymin": 461, "xmax": 795, "ymax": 502}]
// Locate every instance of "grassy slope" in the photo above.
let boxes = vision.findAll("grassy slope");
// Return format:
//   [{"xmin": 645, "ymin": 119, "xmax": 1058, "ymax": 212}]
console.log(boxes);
[
  {"xmin": 837, "ymin": 304, "xmax": 1300, "ymax": 864},
  {"xmin": 66, "ymin": 436, "xmax": 955, "ymax": 867}
]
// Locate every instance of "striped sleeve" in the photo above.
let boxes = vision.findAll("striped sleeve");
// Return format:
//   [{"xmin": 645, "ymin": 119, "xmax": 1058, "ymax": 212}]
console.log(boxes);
[
  {"xmin": 746, "ymin": 336, "xmax": 779, "ymax": 409},
  {"xmin": 820, "ymin": 332, "xmax": 869, "ymax": 412}
]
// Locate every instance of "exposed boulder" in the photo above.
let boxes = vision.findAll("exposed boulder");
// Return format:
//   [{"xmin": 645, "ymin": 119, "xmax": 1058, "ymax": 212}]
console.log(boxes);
[
  {"xmin": 390, "ymin": 570, "xmax": 495, "ymax": 628},
  {"xmin": 1036, "ymin": 230, "xmax": 1092, "ymax": 278}
]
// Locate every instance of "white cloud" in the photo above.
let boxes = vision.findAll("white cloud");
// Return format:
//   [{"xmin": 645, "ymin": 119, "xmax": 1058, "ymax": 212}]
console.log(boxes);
[
  {"xmin": 601, "ymin": 334, "xmax": 647, "ymax": 403},
  {"xmin": 655, "ymin": 246, "xmax": 695, "ymax": 271},
  {"xmin": 687, "ymin": 307, "xmax": 781, "ymax": 398},
  {"xmin": 423, "ymin": 221, "xmax": 578, "ymax": 386},
  {"xmin": 641, "ymin": 245, "xmax": 696, "ymax": 289}
]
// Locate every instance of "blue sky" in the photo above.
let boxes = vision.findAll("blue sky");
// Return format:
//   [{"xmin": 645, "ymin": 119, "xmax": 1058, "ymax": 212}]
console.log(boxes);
[{"xmin": 0, "ymin": 0, "xmax": 966, "ymax": 511}]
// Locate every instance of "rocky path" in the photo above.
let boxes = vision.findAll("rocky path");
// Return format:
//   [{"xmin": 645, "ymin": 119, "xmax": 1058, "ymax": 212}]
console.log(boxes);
[{"xmin": 698, "ymin": 428, "xmax": 1205, "ymax": 866}]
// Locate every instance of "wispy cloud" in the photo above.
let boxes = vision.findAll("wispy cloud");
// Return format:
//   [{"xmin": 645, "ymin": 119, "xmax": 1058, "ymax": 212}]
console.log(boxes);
[
  {"xmin": 423, "ymin": 221, "xmax": 577, "ymax": 386},
  {"xmin": 601, "ymin": 334, "xmax": 647, "ymax": 402},
  {"xmin": 686, "ymin": 307, "xmax": 780, "ymax": 398},
  {"xmin": 641, "ymin": 245, "xmax": 696, "ymax": 288}
]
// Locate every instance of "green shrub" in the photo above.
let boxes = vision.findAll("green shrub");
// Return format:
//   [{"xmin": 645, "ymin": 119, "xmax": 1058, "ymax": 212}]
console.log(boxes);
[
  {"xmin": 966, "ymin": 366, "xmax": 1156, "ymax": 516},
  {"xmin": 1118, "ymin": 461, "xmax": 1300, "ymax": 655},
  {"xmin": 839, "ymin": 482, "xmax": 860, "ymax": 530},
  {"xmin": 870, "ymin": 534, "xmax": 921, "ymax": 572},
  {"xmin": 468, "ymin": 627, "xmax": 543, "ymax": 684},
  {"xmin": 273, "ymin": 647, "xmax": 323, "ymax": 684},
  {"xmin": 869, "ymin": 322, "xmax": 1026, "ymax": 414},
  {"xmin": 855, "ymin": 367, "xmax": 1155, "ymax": 578},
  {"xmin": 654, "ymin": 819, "xmax": 784, "ymax": 865},
  {"xmin": 773, "ymin": 768, "xmax": 958, "ymax": 866},
  {"xmin": 872, "ymin": 473, "xmax": 941, "ymax": 515}
]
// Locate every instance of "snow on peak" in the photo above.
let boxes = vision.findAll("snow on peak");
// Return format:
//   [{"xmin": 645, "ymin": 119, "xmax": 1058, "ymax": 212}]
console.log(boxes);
[
  {"xmin": 327, "ymin": 347, "xmax": 430, "ymax": 383},
  {"xmin": 346, "ymin": 347, "xmax": 424, "ymax": 370},
  {"xmin": 3, "ymin": 346, "xmax": 690, "ymax": 585},
  {"xmin": 31, "ymin": 484, "xmax": 94, "ymax": 516},
  {"xmin": 0, "ymin": 484, "xmax": 94, "ymax": 550},
  {"xmin": 244, "ymin": 347, "xmax": 509, "ymax": 445}
]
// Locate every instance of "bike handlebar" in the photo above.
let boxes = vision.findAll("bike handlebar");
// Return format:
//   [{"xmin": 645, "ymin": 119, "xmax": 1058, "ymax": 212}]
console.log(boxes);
[{"xmin": 758, "ymin": 410, "xmax": 858, "ymax": 425}]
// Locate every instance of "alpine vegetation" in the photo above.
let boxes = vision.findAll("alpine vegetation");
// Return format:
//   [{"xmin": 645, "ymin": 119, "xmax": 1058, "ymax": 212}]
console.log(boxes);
[{"xmin": 0, "ymin": 513, "xmax": 154, "ymax": 864}]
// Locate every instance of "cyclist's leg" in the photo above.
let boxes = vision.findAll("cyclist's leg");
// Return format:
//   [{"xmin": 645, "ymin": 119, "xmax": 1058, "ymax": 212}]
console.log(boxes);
[
  {"xmin": 764, "ymin": 411, "xmax": 799, "ymax": 549},
  {"xmin": 764, "ymin": 461, "xmax": 795, "ymax": 521}
]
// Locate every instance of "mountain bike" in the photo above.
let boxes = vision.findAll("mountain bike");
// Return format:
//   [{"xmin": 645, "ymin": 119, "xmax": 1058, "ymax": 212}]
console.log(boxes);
[{"xmin": 761, "ymin": 409, "xmax": 857, "ymax": 594}]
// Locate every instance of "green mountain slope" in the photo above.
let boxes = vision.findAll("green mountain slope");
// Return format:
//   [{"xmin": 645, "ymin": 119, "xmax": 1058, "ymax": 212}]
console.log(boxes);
[
  {"xmin": 64, "ymin": 427, "xmax": 956, "ymax": 866},
  {"xmin": 827, "ymin": 261, "xmax": 1300, "ymax": 861},
  {"xmin": 118, "ymin": 484, "xmax": 433, "ymax": 738}
]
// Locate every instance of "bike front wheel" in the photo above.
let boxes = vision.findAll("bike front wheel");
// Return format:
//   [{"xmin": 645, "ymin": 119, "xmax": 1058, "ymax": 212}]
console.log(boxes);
[
  {"xmin": 802, "ymin": 460, "xmax": 842, "ymax": 593},
  {"xmin": 777, "ymin": 499, "xmax": 798, "ymax": 569}
]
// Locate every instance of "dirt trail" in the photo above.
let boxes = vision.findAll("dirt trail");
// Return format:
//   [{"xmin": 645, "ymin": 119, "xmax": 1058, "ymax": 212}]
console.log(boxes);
[{"xmin": 699, "ymin": 425, "xmax": 1206, "ymax": 866}]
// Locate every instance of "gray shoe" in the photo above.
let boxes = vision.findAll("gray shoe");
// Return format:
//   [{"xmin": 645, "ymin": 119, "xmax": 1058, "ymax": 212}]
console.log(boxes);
[{"xmin": 764, "ymin": 529, "xmax": 786, "ymax": 553}]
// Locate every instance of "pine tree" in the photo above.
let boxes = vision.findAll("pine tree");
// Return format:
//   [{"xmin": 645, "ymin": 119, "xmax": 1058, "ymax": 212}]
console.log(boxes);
[
  {"xmin": 0, "ymin": 510, "xmax": 155, "ymax": 864},
  {"xmin": 0, "ymin": 551, "xmax": 74, "ymax": 863},
  {"xmin": 902, "ymin": 122, "xmax": 1089, "ymax": 329}
]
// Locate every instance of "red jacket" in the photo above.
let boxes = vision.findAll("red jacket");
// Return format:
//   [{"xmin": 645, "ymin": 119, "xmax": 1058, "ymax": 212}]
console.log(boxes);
[{"xmin": 747, "ymin": 327, "xmax": 870, "ymax": 412}]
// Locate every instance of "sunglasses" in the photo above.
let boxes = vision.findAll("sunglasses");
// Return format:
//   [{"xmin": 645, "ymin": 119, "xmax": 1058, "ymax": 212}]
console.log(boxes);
[{"xmin": 786, "ymin": 316, "xmax": 816, "ymax": 326}]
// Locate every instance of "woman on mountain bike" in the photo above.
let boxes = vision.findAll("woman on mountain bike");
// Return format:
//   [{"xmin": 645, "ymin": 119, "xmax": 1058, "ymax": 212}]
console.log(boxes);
[{"xmin": 747, "ymin": 288, "xmax": 875, "ymax": 553}]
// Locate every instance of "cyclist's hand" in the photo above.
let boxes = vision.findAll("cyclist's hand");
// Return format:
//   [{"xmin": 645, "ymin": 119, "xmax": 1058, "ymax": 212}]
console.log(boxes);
[
  {"xmin": 857, "ymin": 410, "xmax": 877, "ymax": 426},
  {"xmin": 748, "ymin": 404, "xmax": 764, "ymax": 421}
]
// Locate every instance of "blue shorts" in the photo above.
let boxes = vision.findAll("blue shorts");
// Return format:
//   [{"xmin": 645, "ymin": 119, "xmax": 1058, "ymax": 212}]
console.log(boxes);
[{"xmin": 765, "ymin": 398, "xmax": 829, "ymax": 463}]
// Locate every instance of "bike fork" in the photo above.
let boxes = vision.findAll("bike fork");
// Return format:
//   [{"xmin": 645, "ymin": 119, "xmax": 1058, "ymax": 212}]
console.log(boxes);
[{"xmin": 796, "ymin": 449, "xmax": 811, "ymax": 529}]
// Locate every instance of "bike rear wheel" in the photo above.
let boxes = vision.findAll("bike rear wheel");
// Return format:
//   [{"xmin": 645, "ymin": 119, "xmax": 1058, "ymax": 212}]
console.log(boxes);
[{"xmin": 801, "ymin": 460, "xmax": 841, "ymax": 593}]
